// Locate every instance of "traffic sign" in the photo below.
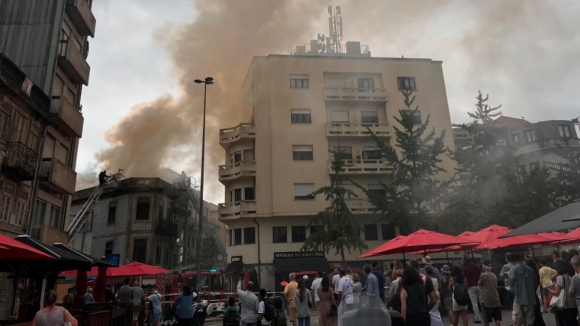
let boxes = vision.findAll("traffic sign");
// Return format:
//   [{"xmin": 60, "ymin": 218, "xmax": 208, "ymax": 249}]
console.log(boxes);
[
  {"xmin": 209, "ymin": 268, "xmax": 217, "ymax": 273},
  {"xmin": 106, "ymin": 254, "xmax": 121, "ymax": 267}
]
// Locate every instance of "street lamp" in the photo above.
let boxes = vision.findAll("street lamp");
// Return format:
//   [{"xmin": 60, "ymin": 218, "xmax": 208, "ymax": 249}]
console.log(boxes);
[{"xmin": 194, "ymin": 77, "xmax": 213, "ymax": 291}]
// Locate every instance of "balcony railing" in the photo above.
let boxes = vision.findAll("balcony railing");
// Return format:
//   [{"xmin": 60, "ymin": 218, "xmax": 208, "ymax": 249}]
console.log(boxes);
[
  {"xmin": 346, "ymin": 199, "xmax": 376, "ymax": 214},
  {"xmin": 323, "ymin": 87, "xmax": 387, "ymax": 102},
  {"xmin": 39, "ymin": 158, "xmax": 77, "ymax": 195},
  {"xmin": 2, "ymin": 141, "xmax": 39, "ymax": 180},
  {"xmin": 50, "ymin": 96, "xmax": 84, "ymax": 137},
  {"xmin": 219, "ymin": 123, "xmax": 255, "ymax": 148},
  {"xmin": 218, "ymin": 200, "xmax": 257, "ymax": 220},
  {"xmin": 0, "ymin": 54, "xmax": 50, "ymax": 116},
  {"xmin": 157, "ymin": 218, "xmax": 178, "ymax": 235},
  {"xmin": 66, "ymin": 0, "xmax": 96, "ymax": 37},
  {"xmin": 219, "ymin": 161, "xmax": 256, "ymax": 184},
  {"xmin": 325, "ymin": 123, "xmax": 391, "ymax": 137},
  {"xmin": 330, "ymin": 159, "xmax": 392, "ymax": 174},
  {"xmin": 58, "ymin": 39, "xmax": 90, "ymax": 85}
]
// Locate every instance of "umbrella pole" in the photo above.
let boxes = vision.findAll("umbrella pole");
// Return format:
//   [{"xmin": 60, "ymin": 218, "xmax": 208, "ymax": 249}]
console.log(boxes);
[
  {"xmin": 39, "ymin": 278, "xmax": 47, "ymax": 309},
  {"xmin": 471, "ymin": 250, "xmax": 475, "ymax": 259},
  {"xmin": 531, "ymin": 247, "xmax": 536, "ymax": 259},
  {"xmin": 446, "ymin": 251, "xmax": 451, "ymax": 264},
  {"xmin": 403, "ymin": 252, "xmax": 407, "ymax": 263}
]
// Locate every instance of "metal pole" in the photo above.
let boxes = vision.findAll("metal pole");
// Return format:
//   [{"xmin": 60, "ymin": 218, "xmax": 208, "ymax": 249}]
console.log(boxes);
[{"xmin": 196, "ymin": 82, "xmax": 208, "ymax": 291}]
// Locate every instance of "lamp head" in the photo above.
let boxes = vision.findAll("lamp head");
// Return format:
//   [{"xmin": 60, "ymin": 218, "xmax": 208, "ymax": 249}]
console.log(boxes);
[{"xmin": 194, "ymin": 79, "xmax": 203, "ymax": 84}]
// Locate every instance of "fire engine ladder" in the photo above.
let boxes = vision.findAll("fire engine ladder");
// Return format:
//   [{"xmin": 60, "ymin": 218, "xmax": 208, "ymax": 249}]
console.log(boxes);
[{"xmin": 68, "ymin": 170, "xmax": 124, "ymax": 243}]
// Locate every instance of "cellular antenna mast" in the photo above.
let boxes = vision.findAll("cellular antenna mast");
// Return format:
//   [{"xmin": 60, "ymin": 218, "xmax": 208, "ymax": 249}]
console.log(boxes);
[{"xmin": 328, "ymin": 5, "xmax": 343, "ymax": 53}]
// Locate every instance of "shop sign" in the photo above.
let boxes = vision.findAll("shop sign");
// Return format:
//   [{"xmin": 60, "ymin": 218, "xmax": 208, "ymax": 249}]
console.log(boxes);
[
  {"xmin": 231, "ymin": 256, "xmax": 243, "ymax": 263},
  {"xmin": 274, "ymin": 251, "xmax": 325, "ymax": 259}
]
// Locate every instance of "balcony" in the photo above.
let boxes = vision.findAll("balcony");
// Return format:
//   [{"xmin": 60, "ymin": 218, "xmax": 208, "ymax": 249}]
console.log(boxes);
[
  {"xmin": 219, "ymin": 123, "xmax": 255, "ymax": 149},
  {"xmin": 157, "ymin": 218, "xmax": 178, "ymax": 236},
  {"xmin": 330, "ymin": 159, "xmax": 392, "ymax": 175},
  {"xmin": 50, "ymin": 96, "xmax": 84, "ymax": 137},
  {"xmin": 66, "ymin": 0, "xmax": 96, "ymax": 37},
  {"xmin": 39, "ymin": 158, "xmax": 77, "ymax": 195},
  {"xmin": 0, "ymin": 54, "xmax": 50, "ymax": 116},
  {"xmin": 346, "ymin": 199, "xmax": 376, "ymax": 214},
  {"xmin": 58, "ymin": 39, "xmax": 90, "ymax": 85},
  {"xmin": 2, "ymin": 142, "xmax": 39, "ymax": 181},
  {"xmin": 218, "ymin": 201, "xmax": 257, "ymax": 220},
  {"xmin": 219, "ymin": 161, "xmax": 256, "ymax": 184},
  {"xmin": 326, "ymin": 123, "xmax": 391, "ymax": 137},
  {"xmin": 323, "ymin": 87, "xmax": 387, "ymax": 102}
]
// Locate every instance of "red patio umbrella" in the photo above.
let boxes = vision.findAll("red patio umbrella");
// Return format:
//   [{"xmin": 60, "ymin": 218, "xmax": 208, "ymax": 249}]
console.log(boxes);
[
  {"xmin": 553, "ymin": 228, "xmax": 580, "ymax": 245},
  {"xmin": 361, "ymin": 229, "xmax": 476, "ymax": 258},
  {"xmin": 0, "ymin": 234, "xmax": 55, "ymax": 260},
  {"xmin": 126, "ymin": 262, "xmax": 171, "ymax": 275},
  {"xmin": 473, "ymin": 230, "xmax": 557, "ymax": 250},
  {"xmin": 413, "ymin": 230, "xmax": 480, "ymax": 255}
]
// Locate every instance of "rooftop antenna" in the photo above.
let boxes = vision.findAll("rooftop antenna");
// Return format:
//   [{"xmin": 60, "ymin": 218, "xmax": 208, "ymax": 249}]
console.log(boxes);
[{"xmin": 327, "ymin": 5, "xmax": 343, "ymax": 53}]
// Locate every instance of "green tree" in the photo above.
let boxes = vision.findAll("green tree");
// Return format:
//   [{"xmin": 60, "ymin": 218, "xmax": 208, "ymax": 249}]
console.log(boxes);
[
  {"xmin": 366, "ymin": 89, "xmax": 449, "ymax": 231},
  {"xmin": 301, "ymin": 148, "xmax": 367, "ymax": 263}
]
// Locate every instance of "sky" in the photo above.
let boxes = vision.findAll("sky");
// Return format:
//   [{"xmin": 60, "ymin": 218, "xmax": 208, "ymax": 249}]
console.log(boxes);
[{"xmin": 77, "ymin": 0, "xmax": 580, "ymax": 204}]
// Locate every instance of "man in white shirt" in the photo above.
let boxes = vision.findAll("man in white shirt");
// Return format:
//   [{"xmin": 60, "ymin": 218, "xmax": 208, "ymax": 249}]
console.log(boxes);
[
  {"xmin": 310, "ymin": 271, "xmax": 324, "ymax": 307},
  {"xmin": 258, "ymin": 289, "xmax": 273, "ymax": 326},
  {"xmin": 337, "ymin": 269, "xmax": 354, "ymax": 311},
  {"xmin": 237, "ymin": 280, "xmax": 259, "ymax": 326}
]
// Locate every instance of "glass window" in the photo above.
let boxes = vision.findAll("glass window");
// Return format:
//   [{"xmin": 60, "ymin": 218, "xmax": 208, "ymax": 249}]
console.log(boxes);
[
  {"xmin": 364, "ymin": 225, "xmax": 379, "ymax": 241},
  {"xmin": 331, "ymin": 111, "xmax": 349, "ymax": 126},
  {"xmin": 310, "ymin": 225, "xmax": 323, "ymax": 235},
  {"xmin": 136, "ymin": 198, "xmax": 150, "ymax": 220},
  {"xmin": 529, "ymin": 162, "xmax": 541, "ymax": 171},
  {"xmin": 0, "ymin": 110, "xmax": 10, "ymax": 142},
  {"xmin": 291, "ymin": 109, "xmax": 311, "ymax": 123},
  {"xmin": 105, "ymin": 241, "xmax": 113, "ymax": 255},
  {"xmin": 273, "ymin": 226, "xmax": 287, "ymax": 243},
  {"xmin": 292, "ymin": 226, "xmax": 306, "ymax": 243},
  {"xmin": 328, "ymin": 77, "xmax": 346, "ymax": 88},
  {"xmin": 333, "ymin": 146, "xmax": 352, "ymax": 160},
  {"xmin": 367, "ymin": 184, "xmax": 386, "ymax": 198},
  {"xmin": 381, "ymin": 224, "xmax": 396, "ymax": 240},
  {"xmin": 358, "ymin": 78, "xmax": 375, "ymax": 91},
  {"xmin": 132, "ymin": 239, "xmax": 147, "ymax": 263},
  {"xmin": 342, "ymin": 184, "xmax": 356, "ymax": 200},
  {"xmin": 54, "ymin": 141, "xmax": 68, "ymax": 163},
  {"xmin": 244, "ymin": 187, "xmax": 255, "ymax": 201},
  {"xmin": 244, "ymin": 227, "xmax": 256, "ymax": 244},
  {"xmin": 292, "ymin": 145, "xmax": 314, "ymax": 161},
  {"xmin": 12, "ymin": 113, "xmax": 28, "ymax": 143},
  {"xmin": 361, "ymin": 111, "xmax": 379, "ymax": 126},
  {"xmin": 362, "ymin": 146, "xmax": 381, "ymax": 160},
  {"xmin": 234, "ymin": 152, "xmax": 242, "ymax": 163},
  {"xmin": 234, "ymin": 189, "xmax": 242, "ymax": 202},
  {"xmin": 559, "ymin": 125, "xmax": 572, "ymax": 138},
  {"xmin": 108, "ymin": 200, "xmax": 117, "ymax": 224},
  {"xmin": 290, "ymin": 75, "xmax": 309, "ymax": 88},
  {"xmin": 15, "ymin": 200, "xmax": 26, "ymax": 226},
  {"xmin": 294, "ymin": 183, "xmax": 315, "ymax": 200},
  {"xmin": 33, "ymin": 200, "xmax": 46, "ymax": 226},
  {"xmin": 228, "ymin": 230, "xmax": 232, "ymax": 246},
  {"xmin": 397, "ymin": 77, "xmax": 416, "ymax": 90},
  {"xmin": 243, "ymin": 149, "xmax": 254, "ymax": 161},
  {"xmin": 511, "ymin": 133, "xmax": 520, "ymax": 144},
  {"xmin": 27, "ymin": 120, "xmax": 41, "ymax": 150},
  {"xmin": 233, "ymin": 228, "xmax": 242, "ymax": 245},
  {"xmin": 524, "ymin": 130, "xmax": 536, "ymax": 143},
  {"xmin": 0, "ymin": 184, "xmax": 14, "ymax": 222},
  {"xmin": 402, "ymin": 110, "xmax": 422, "ymax": 125},
  {"xmin": 49, "ymin": 206, "xmax": 60, "ymax": 229}
]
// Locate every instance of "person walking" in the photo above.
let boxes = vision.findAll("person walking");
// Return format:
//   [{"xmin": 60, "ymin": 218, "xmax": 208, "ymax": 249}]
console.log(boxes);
[
  {"xmin": 550, "ymin": 262, "xmax": 577, "ymax": 326},
  {"xmin": 426, "ymin": 267, "xmax": 443, "ymax": 326},
  {"xmin": 539, "ymin": 258, "xmax": 557, "ymax": 313},
  {"xmin": 400, "ymin": 266, "xmax": 430, "ymax": 326},
  {"xmin": 352, "ymin": 274, "xmax": 362, "ymax": 308},
  {"xmin": 310, "ymin": 271, "xmax": 323, "ymax": 308},
  {"xmin": 32, "ymin": 290, "xmax": 78, "ymax": 326},
  {"xmin": 508, "ymin": 253, "xmax": 537, "ymax": 326},
  {"xmin": 568, "ymin": 255, "xmax": 580, "ymax": 321},
  {"xmin": 440, "ymin": 265, "xmax": 455, "ymax": 326},
  {"xmin": 84, "ymin": 287, "xmax": 94, "ymax": 305},
  {"xmin": 364, "ymin": 264, "xmax": 380, "ymax": 307},
  {"xmin": 131, "ymin": 281, "xmax": 144, "ymax": 326},
  {"xmin": 388, "ymin": 269, "xmax": 403, "ymax": 299},
  {"xmin": 463, "ymin": 255, "xmax": 483, "ymax": 324},
  {"xmin": 148, "ymin": 290, "xmax": 163, "ymax": 326},
  {"xmin": 317, "ymin": 276, "xmax": 337, "ymax": 326},
  {"xmin": 258, "ymin": 289, "xmax": 273, "ymax": 326},
  {"xmin": 371, "ymin": 261, "xmax": 386, "ymax": 302},
  {"xmin": 479, "ymin": 261, "xmax": 502, "ymax": 326},
  {"xmin": 421, "ymin": 256, "xmax": 441, "ymax": 281},
  {"xmin": 502, "ymin": 253, "xmax": 517, "ymax": 325},
  {"xmin": 449, "ymin": 266, "xmax": 469, "ymax": 326},
  {"xmin": 175, "ymin": 286, "xmax": 195, "ymax": 326},
  {"xmin": 524, "ymin": 259, "xmax": 546, "ymax": 326},
  {"xmin": 238, "ymin": 280, "xmax": 259, "ymax": 326},
  {"xmin": 62, "ymin": 287, "xmax": 75, "ymax": 310},
  {"xmin": 337, "ymin": 268, "xmax": 354, "ymax": 312},
  {"xmin": 295, "ymin": 279, "xmax": 311, "ymax": 326},
  {"xmin": 284, "ymin": 273, "xmax": 299, "ymax": 326},
  {"xmin": 332, "ymin": 268, "xmax": 341, "ymax": 303},
  {"xmin": 118, "ymin": 277, "xmax": 133, "ymax": 304}
]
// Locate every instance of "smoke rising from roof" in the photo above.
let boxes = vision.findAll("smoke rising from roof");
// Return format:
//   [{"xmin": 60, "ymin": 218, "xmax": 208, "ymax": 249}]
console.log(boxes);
[{"xmin": 77, "ymin": 0, "xmax": 580, "ymax": 202}]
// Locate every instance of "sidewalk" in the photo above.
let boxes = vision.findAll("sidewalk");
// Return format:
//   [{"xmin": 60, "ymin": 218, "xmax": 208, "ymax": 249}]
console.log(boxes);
[{"xmin": 441, "ymin": 310, "xmax": 558, "ymax": 326}]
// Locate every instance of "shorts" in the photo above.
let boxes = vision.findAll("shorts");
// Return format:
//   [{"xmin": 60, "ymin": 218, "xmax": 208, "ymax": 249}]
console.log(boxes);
[
  {"xmin": 452, "ymin": 298, "xmax": 468, "ymax": 312},
  {"xmin": 133, "ymin": 311, "xmax": 140, "ymax": 322},
  {"xmin": 443, "ymin": 297, "xmax": 453, "ymax": 312},
  {"xmin": 484, "ymin": 306, "xmax": 502, "ymax": 322},
  {"xmin": 542, "ymin": 287, "xmax": 550, "ymax": 297},
  {"xmin": 150, "ymin": 312, "xmax": 162, "ymax": 325},
  {"xmin": 288, "ymin": 307, "xmax": 297, "ymax": 322},
  {"xmin": 514, "ymin": 304, "xmax": 534, "ymax": 325}
]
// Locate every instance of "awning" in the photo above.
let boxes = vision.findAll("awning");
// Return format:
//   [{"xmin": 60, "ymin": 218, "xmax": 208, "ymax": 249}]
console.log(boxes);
[
  {"xmin": 500, "ymin": 201, "xmax": 580, "ymax": 238},
  {"xmin": 273, "ymin": 258, "xmax": 331, "ymax": 272},
  {"xmin": 224, "ymin": 262, "xmax": 244, "ymax": 274},
  {"xmin": 15, "ymin": 235, "xmax": 94, "ymax": 272},
  {"xmin": 53, "ymin": 244, "xmax": 110, "ymax": 267}
]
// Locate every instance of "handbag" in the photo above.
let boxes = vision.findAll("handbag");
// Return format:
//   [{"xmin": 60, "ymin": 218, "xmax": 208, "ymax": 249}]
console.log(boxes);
[
  {"xmin": 329, "ymin": 304, "xmax": 337, "ymax": 316},
  {"xmin": 549, "ymin": 276, "xmax": 567, "ymax": 309}
]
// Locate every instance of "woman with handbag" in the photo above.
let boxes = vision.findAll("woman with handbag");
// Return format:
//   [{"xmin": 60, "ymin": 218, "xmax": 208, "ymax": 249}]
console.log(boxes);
[
  {"xmin": 550, "ymin": 263, "xmax": 577, "ymax": 326},
  {"xmin": 295, "ymin": 279, "xmax": 312, "ymax": 326},
  {"xmin": 317, "ymin": 276, "xmax": 337, "ymax": 326}
]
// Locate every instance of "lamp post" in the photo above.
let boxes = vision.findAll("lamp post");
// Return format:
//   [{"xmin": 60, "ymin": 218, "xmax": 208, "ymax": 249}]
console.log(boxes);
[{"xmin": 194, "ymin": 77, "xmax": 213, "ymax": 291}]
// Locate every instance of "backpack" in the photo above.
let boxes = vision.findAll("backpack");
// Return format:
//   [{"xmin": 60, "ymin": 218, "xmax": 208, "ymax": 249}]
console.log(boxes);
[
  {"xmin": 224, "ymin": 310, "xmax": 239, "ymax": 326},
  {"xmin": 453, "ymin": 279, "xmax": 470, "ymax": 306},
  {"xmin": 263, "ymin": 298, "xmax": 275, "ymax": 322}
]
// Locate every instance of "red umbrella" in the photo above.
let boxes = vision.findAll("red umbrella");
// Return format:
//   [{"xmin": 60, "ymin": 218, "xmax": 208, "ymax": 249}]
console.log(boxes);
[
  {"xmin": 473, "ymin": 226, "xmax": 557, "ymax": 250},
  {"xmin": 361, "ymin": 229, "xmax": 475, "ymax": 258},
  {"xmin": 126, "ymin": 262, "xmax": 171, "ymax": 275},
  {"xmin": 360, "ymin": 235, "xmax": 406, "ymax": 258},
  {"xmin": 0, "ymin": 234, "xmax": 55, "ymax": 260},
  {"xmin": 62, "ymin": 263, "xmax": 171, "ymax": 278},
  {"xmin": 413, "ymin": 231, "xmax": 480, "ymax": 254}
]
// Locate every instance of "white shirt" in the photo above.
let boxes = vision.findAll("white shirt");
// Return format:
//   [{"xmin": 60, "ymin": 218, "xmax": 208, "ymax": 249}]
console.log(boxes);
[
  {"xmin": 311, "ymin": 278, "xmax": 323, "ymax": 302},
  {"xmin": 258, "ymin": 301, "xmax": 272, "ymax": 325},
  {"xmin": 332, "ymin": 274, "xmax": 341, "ymax": 291},
  {"xmin": 338, "ymin": 276, "xmax": 354, "ymax": 305}
]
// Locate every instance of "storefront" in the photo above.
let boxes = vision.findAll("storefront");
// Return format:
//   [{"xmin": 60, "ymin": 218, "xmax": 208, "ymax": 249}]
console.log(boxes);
[{"xmin": 273, "ymin": 251, "xmax": 331, "ymax": 292}]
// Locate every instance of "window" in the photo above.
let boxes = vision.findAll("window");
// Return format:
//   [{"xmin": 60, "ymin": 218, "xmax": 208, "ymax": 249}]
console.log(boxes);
[
  {"xmin": 310, "ymin": 225, "xmax": 323, "ymax": 235},
  {"xmin": 381, "ymin": 224, "xmax": 396, "ymax": 240},
  {"xmin": 156, "ymin": 241, "xmax": 162, "ymax": 265},
  {"xmin": 132, "ymin": 239, "xmax": 147, "ymax": 263},
  {"xmin": 402, "ymin": 110, "xmax": 422, "ymax": 125},
  {"xmin": 333, "ymin": 146, "xmax": 352, "ymax": 160},
  {"xmin": 559, "ymin": 125, "xmax": 572, "ymax": 138},
  {"xmin": 136, "ymin": 198, "xmax": 150, "ymax": 220},
  {"xmin": 14, "ymin": 200, "xmax": 26, "ymax": 226},
  {"xmin": 234, "ymin": 152, "xmax": 242, "ymax": 163},
  {"xmin": 364, "ymin": 224, "xmax": 379, "ymax": 241},
  {"xmin": 290, "ymin": 75, "xmax": 309, "ymax": 88},
  {"xmin": 0, "ymin": 184, "xmax": 14, "ymax": 222},
  {"xmin": 244, "ymin": 227, "xmax": 256, "ymax": 244},
  {"xmin": 244, "ymin": 187, "xmax": 255, "ymax": 201},
  {"xmin": 361, "ymin": 111, "xmax": 379, "ymax": 126},
  {"xmin": 328, "ymin": 77, "xmax": 346, "ymax": 88},
  {"xmin": 32, "ymin": 200, "xmax": 46, "ymax": 226},
  {"xmin": 12, "ymin": 113, "xmax": 28, "ymax": 143},
  {"xmin": 292, "ymin": 145, "xmax": 314, "ymax": 161},
  {"xmin": 228, "ymin": 230, "xmax": 232, "ymax": 246},
  {"xmin": 524, "ymin": 130, "xmax": 536, "ymax": 143},
  {"xmin": 342, "ymin": 184, "xmax": 356, "ymax": 200},
  {"xmin": 358, "ymin": 78, "xmax": 375, "ymax": 91},
  {"xmin": 529, "ymin": 162, "xmax": 541, "ymax": 171},
  {"xmin": 0, "ymin": 110, "xmax": 10, "ymax": 142},
  {"xmin": 397, "ymin": 77, "xmax": 416, "ymax": 90},
  {"xmin": 518, "ymin": 165, "xmax": 527, "ymax": 175},
  {"xmin": 49, "ymin": 206, "xmax": 60, "ymax": 229},
  {"xmin": 233, "ymin": 189, "xmax": 242, "ymax": 202},
  {"xmin": 362, "ymin": 146, "xmax": 381, "ymax": 160},
  {"xmin": 273, "ymin": 226, "xmax": 287, "ymax": 243},
  {"xmin": 108, "ymin": 200, "xmax": 117, "ymax": 224},
  {"xmin": 243, "ymin": 149, "xmax": 254, "ymax": 161},
  {"xmin": 367, "ymin": 184, "xmax": 385, "ymax": 198},
  {"xmin": 511, "ymin": 133, "xmax": 520, "ymax": 143},
  {"xmin": 292, "ymin": 226, "xmax": 306, "ymax": 243},
  {"xmin": 294, "ymin": 183, "xmax": 315, "ymax": 200},
  {"xmin": 27, "ymin": 120, "xmax": 41, "ymax": 150},
  {"xmin": 291, "ymin": 109, "xmax": 311, "ymax": 123},
  {"xmin": 233, "ymin": 228, "xmax": 242, "ymax": 245},
  {"xmin": 105, "ymin": 241, "xmax": 113, "ymax": 255},
  {"xmin": 331, "ymin": 111, "xmax": 349, "ymax": 126}
]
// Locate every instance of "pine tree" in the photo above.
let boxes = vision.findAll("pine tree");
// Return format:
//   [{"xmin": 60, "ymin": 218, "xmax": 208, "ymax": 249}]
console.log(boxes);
[{"xmin": 301, "ymin": 147, "xmax": 367, "ymax": 263}]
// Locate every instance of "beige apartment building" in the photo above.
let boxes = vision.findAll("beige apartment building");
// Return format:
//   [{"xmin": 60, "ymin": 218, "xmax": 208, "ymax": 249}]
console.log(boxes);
[{"xmin": 218, "ymin": 43, "xmax": 456, "ymax": 289}]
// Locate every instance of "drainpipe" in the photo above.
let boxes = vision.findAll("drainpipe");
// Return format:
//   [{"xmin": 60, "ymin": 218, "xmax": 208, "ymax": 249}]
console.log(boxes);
[
  {"xmin": 26, "ymin": 124, "xmax": 48, "ymax": 236},
  {"xmin": 253, "ymin": 218, "xmax": 261, "ymax": 284}
]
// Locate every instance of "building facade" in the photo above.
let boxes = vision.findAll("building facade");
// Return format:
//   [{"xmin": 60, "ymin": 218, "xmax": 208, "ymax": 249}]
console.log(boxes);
[
  {"xmin": 0, "ymin": 0, "xmax": 96, "ymax": 243},
  {"xmin": 218, "ymin": 44, "xmax": 457, "ymax": 289}
]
